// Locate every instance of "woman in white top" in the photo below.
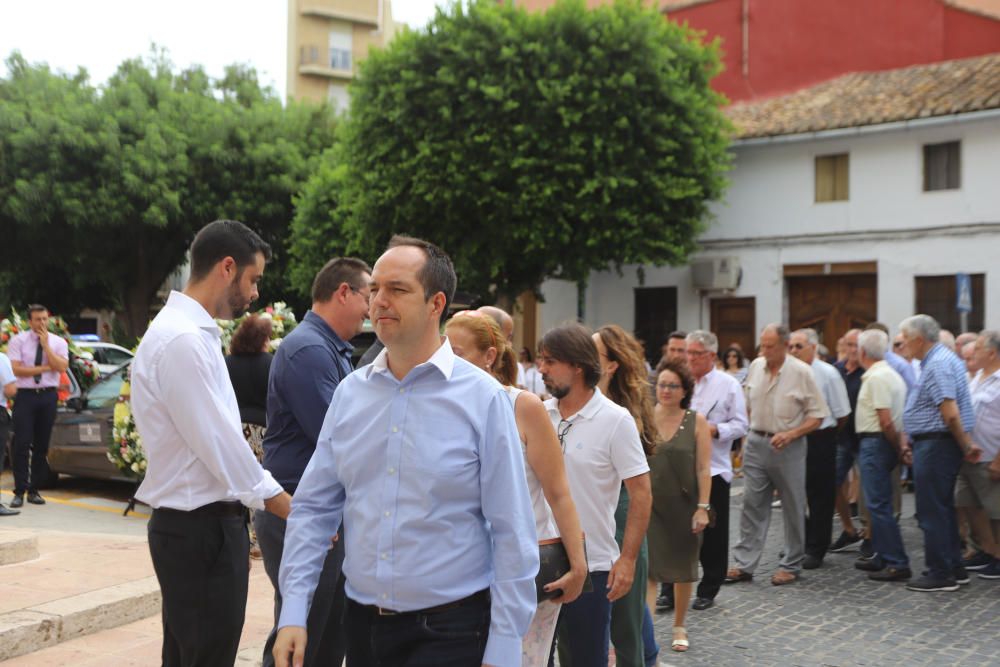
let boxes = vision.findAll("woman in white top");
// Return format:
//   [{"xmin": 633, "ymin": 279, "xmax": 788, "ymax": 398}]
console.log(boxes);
[{"xmin": 446, "ymin": 311, "xmax": 587, "ymax": 666}]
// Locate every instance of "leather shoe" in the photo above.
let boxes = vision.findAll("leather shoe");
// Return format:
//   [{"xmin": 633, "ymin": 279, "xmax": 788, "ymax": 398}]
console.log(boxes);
[
  {"xmin": 802, "ymin": 554, "xmax": 823, "ymax": 570},
  {"xmin": 655, "ymin": 594, "xmax": 674, "ymax": 611},
  {"xmin": 855, "ymin": 556, "xmax": 884, "ymax": 572},
  {"xmin": 10, "ymin": 495, "xmax": 24, "ymax": 509},
  {"xmin": 26, "ymin": 492, "xmax": 45, "ymax": 505},
  {"xmin": 724, "ymin": 568, "xmax": 753, "ymax": 583},
  {"xmin": 771, "ymin": 570, "xmax": 798, "ymax": 585},
  {"xmin": 0, "ymin": 504, "xmax": 19, "ymax": 516},
  {"xmin": 691, "ymin": 597, "xmax": 714, "ymax": 610}
]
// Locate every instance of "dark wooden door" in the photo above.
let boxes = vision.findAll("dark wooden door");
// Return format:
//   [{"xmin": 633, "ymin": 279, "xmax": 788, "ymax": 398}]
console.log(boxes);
[
  {"xmin": 788, "ymin": 275, "xmax": 877, "ymax": 348},
  {"xmin": 634, "ymin": 287, "xmax": 677, "ymax": 365},
  {"xmin": 710, "ymin": 297, "xmax": 756, "ymax": 357}
]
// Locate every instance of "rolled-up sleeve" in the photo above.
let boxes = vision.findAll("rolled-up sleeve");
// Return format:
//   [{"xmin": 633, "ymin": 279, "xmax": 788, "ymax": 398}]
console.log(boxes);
[
  {"xmin": 479, "ymin": 391, "xmax": 539, "ymax": 666},
  {"xmin": 158, "ymin": 335, "xmax": 282, "ymax": 509}
]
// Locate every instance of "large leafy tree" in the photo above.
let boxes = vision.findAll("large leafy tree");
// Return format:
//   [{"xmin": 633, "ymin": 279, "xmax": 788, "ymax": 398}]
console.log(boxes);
[
  {"xmin": 0, "ymin": 52, "xmax": 336, "ymax": 338},
  {"xmin": 288, "ymin": 0, "xmax": 731, "ymax": 303}
]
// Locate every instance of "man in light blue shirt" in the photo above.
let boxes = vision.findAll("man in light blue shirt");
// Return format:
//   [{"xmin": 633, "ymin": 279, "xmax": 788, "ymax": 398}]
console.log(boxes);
[
  {"xmin": 899, "ymin": 314, "xmax": 976, "ymax": 593},
  {"xmin": 274, "ymin": 236, "xmax": 538, "ymax": 667}
]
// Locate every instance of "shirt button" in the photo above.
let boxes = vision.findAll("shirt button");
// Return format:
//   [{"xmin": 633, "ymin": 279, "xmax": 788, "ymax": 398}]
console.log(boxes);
[
  {"xmin": 381, "ymin": 552, "xmax": 388, "ymax": 560},
  {"xmin": 399, "ymin": 388, "xmax": 405, "ymax": 394},
  {"xmin": 388, "ymin": 467, "xmax": 395, "ymax": 475},
  {"xmin": 392, "ymin": 426, "xmax": 399, "ymax": 433},
  {"xmin": 384, "ymin": 510, "xmax": 390, "ymax": 517},
  {"xmin": 381, "ymin": 593, "xmax": 387, "ymax": 600}
]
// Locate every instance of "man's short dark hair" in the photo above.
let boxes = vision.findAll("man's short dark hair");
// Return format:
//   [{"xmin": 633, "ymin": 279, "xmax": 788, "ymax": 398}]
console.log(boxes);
[
  {"xmin": 386, "ymin": 235, "xmax": 456, "ymax": 318},
  {"xmin": 26, "ymin": 304, "xmax": 48, "ymax": 318},
  {"xmin": 668, "ymin": 330, "xmax": 688, "ymax": 341},
  {"xmin": 311, "ymin": 257, "xmax": 372, "ymax": 304},
  {"xmin": 189, "ymin": 220, "xmax": 272, "ymax": 282},
  {"xmin": 865, "ymin": 322, "xmax": 890, "ymax": 335},
  {"xmin": 539, "ymin": 323, "xmax": 602, "ymax": 389}
]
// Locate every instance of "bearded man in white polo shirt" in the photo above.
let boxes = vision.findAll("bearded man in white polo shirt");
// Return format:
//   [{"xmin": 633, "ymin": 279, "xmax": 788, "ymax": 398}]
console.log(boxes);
[{"xmin": 537, "ymin": 323, "xmax": 651, "ymax": 667}]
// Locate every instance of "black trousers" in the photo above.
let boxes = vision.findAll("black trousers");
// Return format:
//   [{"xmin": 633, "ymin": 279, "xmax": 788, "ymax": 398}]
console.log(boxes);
[
  {"xmin": 696, "ymin": 474, "xmax": 731, "ymax": 600},
  {"xmin": 805, "ymin": 427, "xmax": 839, "ymax": 559},
  {"xmin": 148, "ymin": 507, "xmax": 250, "ymax": 667},
  {"xmin": 12, "ymin": 388, "xmax": 57, "ymax": 494},
  {"xmin": 256, "ymin": 509, "xmax": 346, "ymax": 667},
  {"xmin": 345, "ymin": 592, "xmax": 490, "ymax": 667}
]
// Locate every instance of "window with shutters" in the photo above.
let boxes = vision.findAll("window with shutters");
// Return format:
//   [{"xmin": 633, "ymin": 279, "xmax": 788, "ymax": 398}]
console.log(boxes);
[
  {"xmin": 815, "ymin": 153, "xmax": 849, "ymax": 202},
  {"xmin": 923, "ymin": 141, "xmax": 961, "ymax": 191}
]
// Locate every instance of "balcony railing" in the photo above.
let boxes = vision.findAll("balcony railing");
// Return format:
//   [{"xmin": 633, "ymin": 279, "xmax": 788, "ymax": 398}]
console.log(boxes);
[{"xmin": 299, "ymin": 45, "xmax": 353, "ymax": 78}]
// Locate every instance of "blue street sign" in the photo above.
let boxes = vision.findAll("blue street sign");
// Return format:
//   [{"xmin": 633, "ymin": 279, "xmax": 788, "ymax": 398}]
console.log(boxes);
[{"xmin": 956, "ymin": 273, "xmax": 972, "ymax": 313}]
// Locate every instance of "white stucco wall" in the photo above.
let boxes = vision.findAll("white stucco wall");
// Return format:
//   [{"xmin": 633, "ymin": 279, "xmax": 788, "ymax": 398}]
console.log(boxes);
[{"xmin": 537, "ymin": 113, "xmax": 1000, "ymax": 341}]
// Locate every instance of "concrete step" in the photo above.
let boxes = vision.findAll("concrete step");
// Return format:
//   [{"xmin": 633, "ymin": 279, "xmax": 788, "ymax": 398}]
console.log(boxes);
[
  {"xmin": 0, "ymin": 576, "xmax": 160, "ymax": 661},
  {"xmin": 0, "ymin": 532, "xmax": 39, "ymax": 567}
]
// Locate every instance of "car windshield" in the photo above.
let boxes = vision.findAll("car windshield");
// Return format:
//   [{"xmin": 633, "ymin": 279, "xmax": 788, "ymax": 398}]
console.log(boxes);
[{"xmin": 86, "ymin": 366, "xmax": 127, "ymax": 409}]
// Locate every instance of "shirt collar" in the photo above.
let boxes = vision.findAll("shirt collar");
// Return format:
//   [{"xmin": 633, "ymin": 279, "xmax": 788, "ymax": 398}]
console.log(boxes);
[
  {"xmin": 303, "ymin": 311, "xmax": 353, "ymax": 354},
  {"xmin": 547, "ymin": 386, "xmax": 607, "ymax": 422},
  {"xmin": 921, "ymin": 342, "xmax": 944, "ymax": 367},
  {"xmin": 862, "ymin": 359, "xmax": 887, "ymax": 378},
  {"xmin": 696, "ymin": 367, "xmax": 718, "ymax": 385},
  {"xmin": 367, "ymin": 336, "xmax": 454, "ymax": 381},
  {"xmin": 166, "ymin": 291, "xmax": 220, "ymax": 336}
]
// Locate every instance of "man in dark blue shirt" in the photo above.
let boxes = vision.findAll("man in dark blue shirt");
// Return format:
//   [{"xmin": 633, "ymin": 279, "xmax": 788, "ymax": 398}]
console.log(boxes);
[{"xmin": 256, "ymin": 257, "xmax": 372, "ymax": 667}]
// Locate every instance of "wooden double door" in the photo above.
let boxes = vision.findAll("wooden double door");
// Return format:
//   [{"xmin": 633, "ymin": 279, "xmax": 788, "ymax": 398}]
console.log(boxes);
[{"xmin": 787, "ymin": 274, "xmax": 877, "ymax": 349}]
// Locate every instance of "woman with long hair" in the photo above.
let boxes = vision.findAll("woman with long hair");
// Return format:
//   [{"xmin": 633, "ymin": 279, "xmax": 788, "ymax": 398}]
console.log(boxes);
[
  {"xmin": 722, "ymin": 345, "xmax": 747, "ymax": 383},
  {"xmin": 592, "ymin": 325, "xmax": 659, "ymax": 667},
  {"xmin": 647, "ymin": 359, "xmax": 712, "ymax": 652},
  {"xmin": 445, "ymin": 311, "xmax": 587, "ymax": 667}
]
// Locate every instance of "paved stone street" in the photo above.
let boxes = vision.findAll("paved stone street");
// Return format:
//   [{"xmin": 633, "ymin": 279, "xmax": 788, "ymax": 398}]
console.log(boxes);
[{"xmin": 650, "ymin": 480, "xmax": 1000, "ymax": 666}]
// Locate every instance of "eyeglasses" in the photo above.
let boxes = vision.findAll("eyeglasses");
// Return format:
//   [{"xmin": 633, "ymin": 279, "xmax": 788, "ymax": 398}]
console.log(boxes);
[
  {"xmin": 685, "ymin": 350, "xmax": 710, "ymax": 357},
  {"xmin": 789, "ymin": 343, "xmax": 806, "ymax": 350},
  {"xmin": 557, "ymin": 419, "xmax": 574, "ymax": 453},
  {"xmin": 657, "ymin": 382, "xmax": 683, "ymax": 390}
]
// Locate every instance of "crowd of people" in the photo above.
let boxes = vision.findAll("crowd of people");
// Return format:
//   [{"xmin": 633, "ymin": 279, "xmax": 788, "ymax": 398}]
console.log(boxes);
[{"xmin": 6, "ymin": 219, "xmax": 998, "ymax": 667}]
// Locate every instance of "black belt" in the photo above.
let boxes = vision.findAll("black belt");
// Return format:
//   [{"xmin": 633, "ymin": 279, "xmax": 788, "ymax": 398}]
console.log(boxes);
[
  {"xmin": 856, "ymin": 431, "xmax": 884, "ymax": 438},
  {"xmin": 363, "ymin": 588, "xmax": 490, "ymax": 617},
  {"xmin": 816, "ymin": 427, "xmax": 837, "ymax": 433},
  {"xmin": 751, "ymin": 429, "xmax": 775, "ymax": 439},
  {"xmin": 911, "ymin": 431, "xmax": 952, "ymax": 442},
  {"xmin": 18, "ymin": 387, "xmax": 56, "ymax": 394},
  {"xmin": 155, "ymin": 501, "xmax": 245, "ymax": 518}
]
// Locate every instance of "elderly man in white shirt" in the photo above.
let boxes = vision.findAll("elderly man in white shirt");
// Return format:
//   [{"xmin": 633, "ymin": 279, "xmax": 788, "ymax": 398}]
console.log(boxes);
[
  {"xmin": 677, "ymin": 330, "xmax": 748, "ymax": 611},
  {"xmin": 789, "ymin": 328, "xmax": 851, "ymax": 569},
  {"xmin": 958, "ymin": 330, "xmax": 1000, "ymax": 579},
  {"xmin": 131, "ymin": 220, "xmax": 292, "ymax": 666}
]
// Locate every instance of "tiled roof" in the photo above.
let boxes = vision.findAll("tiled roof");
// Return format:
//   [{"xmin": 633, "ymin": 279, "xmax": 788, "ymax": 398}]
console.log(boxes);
[
  {"xmin": 946, "ymin": 0, "xmax": 1000, "ymax": 20},
  {"xmin": 725, "ymin": 53, "xmax": 1000, "ymax": 139}
]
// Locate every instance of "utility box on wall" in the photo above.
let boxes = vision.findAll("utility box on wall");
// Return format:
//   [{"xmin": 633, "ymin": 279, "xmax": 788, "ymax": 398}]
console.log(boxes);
[{"xmin": 691, "ymin": 257, "xmax": 741, "ymax": 291}]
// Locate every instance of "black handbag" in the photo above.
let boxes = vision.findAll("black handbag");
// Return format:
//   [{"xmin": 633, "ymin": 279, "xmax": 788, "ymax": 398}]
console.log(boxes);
[{"xmin": 536, "ymin": 537, "xmax": 594, "ymax": 602}]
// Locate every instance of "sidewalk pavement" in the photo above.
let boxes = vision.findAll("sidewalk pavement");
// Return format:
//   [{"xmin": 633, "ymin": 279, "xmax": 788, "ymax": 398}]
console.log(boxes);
[{"xmin": 0, "ymin": 518, "xmax": 274, "ymax": 666}]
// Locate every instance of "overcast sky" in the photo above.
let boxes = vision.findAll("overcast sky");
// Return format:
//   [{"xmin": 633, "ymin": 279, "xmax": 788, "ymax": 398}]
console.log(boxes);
[{"xmin": 0, "ymin": 0, "xmax": 445, "ymax": 96}]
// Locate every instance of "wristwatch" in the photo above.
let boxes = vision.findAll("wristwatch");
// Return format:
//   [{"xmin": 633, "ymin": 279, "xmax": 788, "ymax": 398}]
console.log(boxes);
[{"xmin": 697, "ymin": 503, "xmax": 712, "ymax": 511}]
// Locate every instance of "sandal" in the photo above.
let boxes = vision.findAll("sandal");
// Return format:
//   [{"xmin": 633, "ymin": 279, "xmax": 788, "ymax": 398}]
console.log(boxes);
[{"xmin": 671, "ymin": 626, "xmax": 689, "ymax": 652}]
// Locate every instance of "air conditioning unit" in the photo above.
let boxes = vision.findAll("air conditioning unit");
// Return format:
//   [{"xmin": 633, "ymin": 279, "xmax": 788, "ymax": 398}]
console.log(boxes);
[{"xmin": 690, "ymin": 257, "xmax": 741, "ymax": 291}]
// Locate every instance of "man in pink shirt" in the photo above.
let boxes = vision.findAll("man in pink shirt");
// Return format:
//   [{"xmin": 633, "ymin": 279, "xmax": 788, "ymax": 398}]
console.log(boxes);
[{"xmin": 7, "ymin": 304, "xmax": 69, "ymax": 507}]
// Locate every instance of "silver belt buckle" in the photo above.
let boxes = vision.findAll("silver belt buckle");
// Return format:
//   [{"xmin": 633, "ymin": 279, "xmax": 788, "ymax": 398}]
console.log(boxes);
[{"xmin": 376, "ymin": 606, "xmax": 398, "ymax": 616}]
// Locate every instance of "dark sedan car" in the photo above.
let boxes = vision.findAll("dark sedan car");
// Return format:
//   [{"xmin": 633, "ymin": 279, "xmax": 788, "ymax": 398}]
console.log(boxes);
[{"xmin": 47, "ymin": 361, "xmax": 132, "ymax": 483}]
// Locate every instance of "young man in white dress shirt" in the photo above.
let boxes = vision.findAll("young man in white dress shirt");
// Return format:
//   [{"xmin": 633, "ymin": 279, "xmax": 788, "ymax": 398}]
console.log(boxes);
[{"xmin": 131, "ymin": 220, "xmax": 292, "ymax": 665}]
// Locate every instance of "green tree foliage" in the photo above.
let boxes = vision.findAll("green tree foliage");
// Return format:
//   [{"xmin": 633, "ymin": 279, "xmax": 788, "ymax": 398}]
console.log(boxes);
[
  {"xmin": 288, "ymin": 0, "xmax": 731, "ymax": 302},
  {"xmin": 0, "ymin": 51, "xmax": 336, "ymax": 337}
]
